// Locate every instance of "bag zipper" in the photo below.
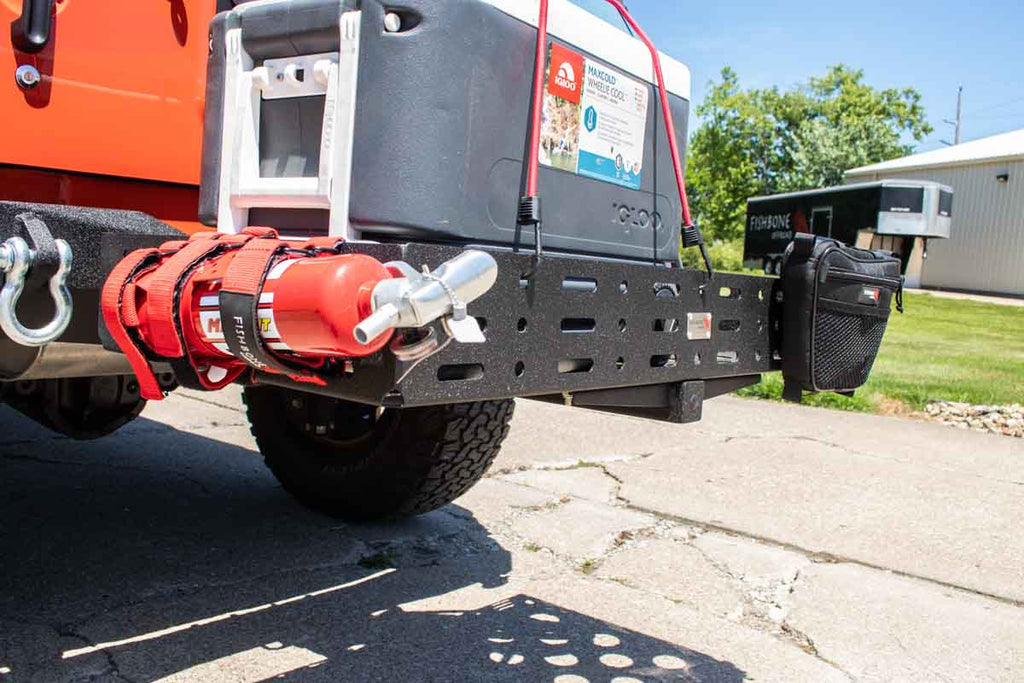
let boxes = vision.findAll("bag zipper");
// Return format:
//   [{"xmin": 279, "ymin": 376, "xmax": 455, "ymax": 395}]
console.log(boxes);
[
  {"xmin": 825, "ymin": 267, "xmax": 904, "ymax": 313},
  {"xmin": 825, "ymin": 268, "xmax": 903, "ymax": 289}
]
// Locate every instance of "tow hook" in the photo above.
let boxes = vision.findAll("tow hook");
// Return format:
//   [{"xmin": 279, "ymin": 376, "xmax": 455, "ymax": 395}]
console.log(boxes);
[{"xmin": 0, "ymin": 235, "xmax": 73, "ymax": 347}]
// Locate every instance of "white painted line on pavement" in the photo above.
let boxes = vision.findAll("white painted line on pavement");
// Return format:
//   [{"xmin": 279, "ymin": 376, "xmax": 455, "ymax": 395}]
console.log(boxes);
[{"xmin": 61, "ymin": 568, "xmax": 396, "ymax": 659}]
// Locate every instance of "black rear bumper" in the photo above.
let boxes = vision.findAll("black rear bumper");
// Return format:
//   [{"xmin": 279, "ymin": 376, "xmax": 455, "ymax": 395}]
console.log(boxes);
[{"xmin": 254, "ymin": 242, "xmax": 782, "ymax": 420}]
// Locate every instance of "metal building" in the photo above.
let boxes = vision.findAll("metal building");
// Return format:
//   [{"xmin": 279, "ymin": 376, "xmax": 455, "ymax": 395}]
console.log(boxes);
[{"xmin": 846, "ymin": 129, "xmax": 1024, "ymax": 297}]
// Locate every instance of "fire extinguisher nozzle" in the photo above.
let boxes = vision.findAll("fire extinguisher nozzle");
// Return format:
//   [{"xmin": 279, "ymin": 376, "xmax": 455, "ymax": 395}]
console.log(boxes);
[
  {"xmin": 353, "ymin": 303, "xmax": 401, "ymax": 346},
  {"xmin": 354, "ymin": 249, "xmax": 498, "ymax": 350}
]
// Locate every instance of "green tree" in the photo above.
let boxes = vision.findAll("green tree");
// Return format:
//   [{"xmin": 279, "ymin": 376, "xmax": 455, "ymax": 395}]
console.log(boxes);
[
  {"xmin": 685, "ymin": 65, "xmax": 932, "ymax": 245},
  {"xmin": 788, "ymin": 65, "xmax": 931, "ymax": 188}
]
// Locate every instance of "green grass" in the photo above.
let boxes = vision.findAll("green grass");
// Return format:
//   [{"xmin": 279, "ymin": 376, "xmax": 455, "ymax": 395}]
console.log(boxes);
[
  {"xmin": 681, "ymin": 237, "xmax": 762, "ymax": 275},
  {"xmin": 738, "ymin": 292, "xmax": 1024, "ymax": 412}
]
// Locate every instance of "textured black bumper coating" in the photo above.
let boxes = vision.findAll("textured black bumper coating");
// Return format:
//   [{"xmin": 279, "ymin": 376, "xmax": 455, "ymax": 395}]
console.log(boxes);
[{"xmin": 0, "ymin": 202, "xmax": 183, "ymax": 347}]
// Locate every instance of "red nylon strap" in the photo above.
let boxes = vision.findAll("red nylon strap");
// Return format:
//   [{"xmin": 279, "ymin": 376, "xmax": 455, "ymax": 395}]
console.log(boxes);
[
  {"xmin": 145, "ymin": 233, "xmax": 255, "ymax": 357},
  {"xmin": 101, "ymin": 248, "xmax": 164, "ymax": 400},
  {"xmin": 144, "ymin": 237, "xmax": 227, "ymax": 357},
  {"xmin": 241, "ymin": 226, "xmax": 277, "ymax": 238},
  {"xmin": 221, "ymin": 237, "xmax": 282, "ymax": 295},
  {"xmin": 120, "ymin": 283, "xmax": 140, "ymax": 326}
]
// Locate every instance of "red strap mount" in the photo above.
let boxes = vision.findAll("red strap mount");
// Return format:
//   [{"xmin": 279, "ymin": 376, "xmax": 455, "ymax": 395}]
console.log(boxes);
[{"xmin": 100, "ymin": 229, "xmax": 393, "ymax": 401}]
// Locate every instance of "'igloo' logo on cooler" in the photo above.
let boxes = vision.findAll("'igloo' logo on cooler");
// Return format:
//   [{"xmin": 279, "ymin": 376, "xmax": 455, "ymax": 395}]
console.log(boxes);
[
  {"xmin": 547, "ymin": 44, "xmax": 585, "ymax": 104},
  {"xmin": 555, "ymin": 62, "xmax": 576, "ymax": 91}
]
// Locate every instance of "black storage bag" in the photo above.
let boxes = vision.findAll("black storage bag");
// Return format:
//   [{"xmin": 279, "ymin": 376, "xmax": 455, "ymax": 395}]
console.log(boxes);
[{"xmin": 781, "ymin": 234, "xmax": 903, "ymax": 401}]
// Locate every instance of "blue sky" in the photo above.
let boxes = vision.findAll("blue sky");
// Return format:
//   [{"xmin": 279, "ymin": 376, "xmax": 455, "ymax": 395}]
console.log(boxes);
[{"xmin": 618, "ymin": 0, "xmax": 1024, "ymax": 152}]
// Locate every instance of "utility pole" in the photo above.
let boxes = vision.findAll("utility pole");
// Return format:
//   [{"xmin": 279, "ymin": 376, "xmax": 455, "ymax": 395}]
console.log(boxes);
[{"xmin": 942, "ymin": 86, "xmax": 963, "ymax": 146}]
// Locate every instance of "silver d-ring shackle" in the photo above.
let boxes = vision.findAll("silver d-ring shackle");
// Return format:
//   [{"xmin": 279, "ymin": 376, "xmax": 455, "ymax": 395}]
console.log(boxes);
[{"xmin": 0, "ymin": 236, "xmax": 73, "ymax": 347}]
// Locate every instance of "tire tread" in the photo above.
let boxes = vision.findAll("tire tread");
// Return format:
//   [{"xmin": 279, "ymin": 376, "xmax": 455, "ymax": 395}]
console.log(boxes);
[{"xmin": 244, "ymin": 387, "xmax": 514, "ymax": 519}]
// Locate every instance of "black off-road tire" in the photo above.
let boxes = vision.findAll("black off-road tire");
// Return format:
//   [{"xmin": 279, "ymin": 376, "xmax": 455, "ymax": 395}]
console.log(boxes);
[{"xmin": 244, "ymin": 386, "xmax": 514, "ymax": 520}]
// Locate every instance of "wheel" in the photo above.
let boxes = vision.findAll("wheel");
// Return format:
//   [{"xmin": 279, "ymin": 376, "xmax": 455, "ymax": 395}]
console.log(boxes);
[{"xmin": 243, "ymin": 386, "xmax": 515, "ymax": 520}]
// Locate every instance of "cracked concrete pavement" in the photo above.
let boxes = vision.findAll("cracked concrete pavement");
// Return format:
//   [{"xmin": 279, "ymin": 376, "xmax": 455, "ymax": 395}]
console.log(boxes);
[{"xmin": 1, "ymin": 387, "xmax": 1021, "ymax": 682}]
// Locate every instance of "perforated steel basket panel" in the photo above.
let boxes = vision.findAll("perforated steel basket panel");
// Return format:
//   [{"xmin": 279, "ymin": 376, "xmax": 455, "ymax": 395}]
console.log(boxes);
[{"xmin": 277, "ymin": 244, "xmax": 780, "ymax": 407}]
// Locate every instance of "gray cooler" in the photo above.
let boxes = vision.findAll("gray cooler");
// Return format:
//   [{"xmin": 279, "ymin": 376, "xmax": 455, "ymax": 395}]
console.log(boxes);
[{"xmin": 200, "ymin": 0, "xmax": 692, "ymax": 262}]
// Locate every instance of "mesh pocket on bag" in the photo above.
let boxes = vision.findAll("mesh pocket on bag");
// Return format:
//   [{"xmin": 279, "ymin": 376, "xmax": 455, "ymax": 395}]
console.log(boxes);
[{"xmin": 812, "ymin": 308, "xmax": 888, "ymax": 391}]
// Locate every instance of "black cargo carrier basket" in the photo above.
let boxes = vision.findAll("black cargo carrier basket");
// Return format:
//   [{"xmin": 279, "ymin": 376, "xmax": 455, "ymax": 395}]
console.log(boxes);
[{"xmin": 250, "ymin": 242, "xmax": 782, "ymax": 422}]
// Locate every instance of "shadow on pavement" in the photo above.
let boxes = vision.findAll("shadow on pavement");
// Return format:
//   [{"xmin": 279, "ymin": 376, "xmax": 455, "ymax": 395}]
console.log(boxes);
[{"xmin": 0, "ymin": 408, "xmax": 744, "ymax": 682}]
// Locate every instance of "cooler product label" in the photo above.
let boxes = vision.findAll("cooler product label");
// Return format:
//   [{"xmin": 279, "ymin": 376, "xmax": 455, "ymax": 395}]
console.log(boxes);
[{"xmin": 539, "ymin": 45, "xmax": 649, "ymax": 190}]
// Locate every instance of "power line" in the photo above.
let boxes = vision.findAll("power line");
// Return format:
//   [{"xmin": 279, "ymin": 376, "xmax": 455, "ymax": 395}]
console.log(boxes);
[
  {"xmin": 967, "ymin": 94, "xmax": 1024, "ymax": 115},
  {"xmin": 970, "ymin": 111, "xmax": 1024, "ymax": 121}
]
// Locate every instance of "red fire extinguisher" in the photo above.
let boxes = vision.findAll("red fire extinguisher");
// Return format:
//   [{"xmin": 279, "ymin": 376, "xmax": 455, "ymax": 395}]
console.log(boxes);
[
  {"xmin": 103, "ymin": 230, "xmax": 395, "ymax": 399},
  {"xmin": 102, "ymin": 229, "xmax": 497, "ymax": 401}
]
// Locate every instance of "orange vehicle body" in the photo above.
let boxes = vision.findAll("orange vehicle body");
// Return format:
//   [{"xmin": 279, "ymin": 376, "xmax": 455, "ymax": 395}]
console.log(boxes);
[{"xmin": 0, "ymin": 0, "xmax": 216, "ymax": 233}]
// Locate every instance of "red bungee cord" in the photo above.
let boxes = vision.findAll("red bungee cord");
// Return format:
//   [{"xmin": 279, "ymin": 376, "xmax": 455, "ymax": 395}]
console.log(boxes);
[{"xmin": 525, "ymin": 0, "xmax": 549, "ymax": 199}]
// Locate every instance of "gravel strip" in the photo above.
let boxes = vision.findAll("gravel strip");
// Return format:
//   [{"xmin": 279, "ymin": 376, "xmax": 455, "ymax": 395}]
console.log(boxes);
[{"xmin": 922, "ymin": 401, "xmax": 1024, "ymax": 438}]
